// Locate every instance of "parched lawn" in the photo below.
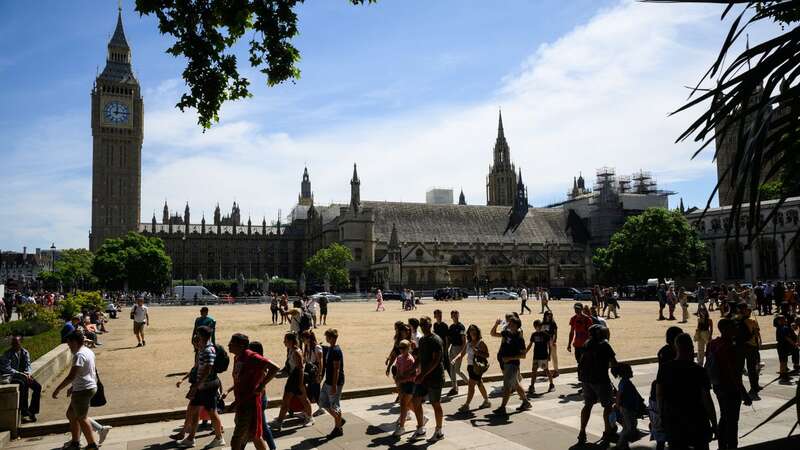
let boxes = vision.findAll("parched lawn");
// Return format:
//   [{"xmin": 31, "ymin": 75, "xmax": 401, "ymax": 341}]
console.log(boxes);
[{"xmin": 35, "ymin": 299, "xmax": 777, "ymax": 421}]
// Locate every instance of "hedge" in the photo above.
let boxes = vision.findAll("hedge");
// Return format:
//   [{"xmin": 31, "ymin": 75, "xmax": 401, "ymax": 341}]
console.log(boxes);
[{"xmin": 0, "ymin": 329, "xmax": 61, "ymax": 362}]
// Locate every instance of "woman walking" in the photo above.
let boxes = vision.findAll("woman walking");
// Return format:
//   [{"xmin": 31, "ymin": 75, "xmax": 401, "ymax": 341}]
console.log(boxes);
[
  {"xmin": 273, "ymin": 333, "xmax": 313, "ymax": 431},
  {"xmin": 302, "ymin": 331, "xmax": 323, "ymax": 409},
  {"xmin": 542, "ymin": 311, "xmax": 559, "ymax": 376},
  {"xmin": 457, "ymin": 324, "xmax": 491, "ymax": 412},
  {"xmin": 678, "ymin": 287, "xmax": 689, "ymax": 324},
  {"xmin": 392, "ymin": 340, "xmax": 416, "ymax": 436},
  {"xmin": 694, "ymin": 307, "xmax": 713, "ymax": 366},
  {"xmin": 376, "ymin": 289, "xmax": 385, "ymax": 312},
  {"xmin": 269, "ymin": 294, "xmax": 279, "ymax": 325}
]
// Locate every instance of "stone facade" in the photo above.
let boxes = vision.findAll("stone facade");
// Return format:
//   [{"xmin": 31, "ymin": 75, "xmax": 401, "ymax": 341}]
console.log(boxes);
[
  {"xmin": 89, "ymin": 12, "xmax": 593, "ymax": 289},
  {"xmin": 688, "ymin": 197, "xmax": 800, "ymax": 282}
]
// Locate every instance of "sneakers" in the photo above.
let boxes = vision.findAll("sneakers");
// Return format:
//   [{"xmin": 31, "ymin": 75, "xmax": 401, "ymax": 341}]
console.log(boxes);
[
  {"xmin": 517, "ymin": 401, "xmax": 532, "ymax": 411},
  {"xmin": 457, "ymin": 404, "xmax": 470, "ymax": 413},
  {"xmin": 446, "ymin": 388, "xmax": 458, "ymax": 396},
  {"xmin": 198, "ymin": 421, "xmax": 212, "ymax": 431},
  {"xmin": 393, "ymin": 425, "xmax": 405, "ymax": 436},
  {"xmin": 303, "ymin": 416, "xmax": 314, "ymax": 427},
  {"xmin": 430, "ymin": 428, "xmax": 445, "ymax": 441},
  {"xmin": 548, "ymin": 383, "xmax": 555, "ymax": 392},
  {"xmin": 527, "ymin": 386, "xmax": 536, "ymax": 397},
  {"xmin": 207, "ymin": 437, "xmax": 226, "ymax": 448},
  {"xmin": 412, "ymin": 427, "xmax": 427, "ymax": 439},
  {"xmin": 176, "ymin": 438, "xmax": 195, "ymax": 448},
  {"xmin": 169, "ymin": 432, "xmax": 186, "ymax": 441},
  {"xmin": 327, "ymin": 427, "xmax": 343, "ymax": 439},
  {"xmin": 98, "ymin": 426, "xmax": 112, "ymax": 444},
  {"xmin": 479, "ymin": 400, "xmax": 491, "ymax": 409},
  {"xmin": 492, "ymin": 406, "xmax": 507, "ymax": 416},
  {"xmin": 136, "ymin": 342, "xmax": 143, "ymax": 347},
  {"xmin": 142, "ymin": 340, "xmax": 147, "ymax": 346},
  {"xmin": 61, "ymin": 441, "xmax": 80, "ymax": 450}
]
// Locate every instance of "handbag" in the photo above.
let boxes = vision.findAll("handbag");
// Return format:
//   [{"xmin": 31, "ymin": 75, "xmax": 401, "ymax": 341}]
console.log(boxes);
[
  {"xmin": 90, "ymin": 370, "xmax": 107, "ymax": 407},
  {"xmin": 473, "ymin": 354, "xmax": 490, "ymax": 376}
]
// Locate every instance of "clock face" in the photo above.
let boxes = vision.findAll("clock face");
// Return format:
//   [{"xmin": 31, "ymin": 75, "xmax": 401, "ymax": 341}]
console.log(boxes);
[{"xmin": 104, "ymin": 101, "xmax": 129, "ymax": 124}]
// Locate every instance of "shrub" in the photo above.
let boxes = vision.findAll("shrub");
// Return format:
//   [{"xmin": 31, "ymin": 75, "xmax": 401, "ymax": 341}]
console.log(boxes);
[
  {"xmin": 16, "ymin": 304, "xmax": 61, "ymax": 328},
  {"xmin": 57, "ymin": 291, "xmax": 107, "ymax": 321}
]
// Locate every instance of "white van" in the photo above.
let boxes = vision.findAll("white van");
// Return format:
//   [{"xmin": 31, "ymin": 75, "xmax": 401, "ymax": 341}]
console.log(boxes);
[{"xmin": 173, "ymin": 286, "xmax": 219, "ymax": 304}]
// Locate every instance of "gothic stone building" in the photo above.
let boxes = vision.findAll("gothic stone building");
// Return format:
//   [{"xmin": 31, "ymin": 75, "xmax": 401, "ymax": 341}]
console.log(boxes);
[{"xmin": 88, "ymin": 12, "xmax": 593, "ymax": 289}]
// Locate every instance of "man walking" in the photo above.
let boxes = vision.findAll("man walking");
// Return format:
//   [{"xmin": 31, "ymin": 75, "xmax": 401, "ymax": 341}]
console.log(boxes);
[
  {"xmin": 446, "ymin": 310, "xmax": 467, "ymax": 396},
  {"xmin": 577, "ymin": 325, "xmax": 618, "ymax": 444},
  {"xmin": 491, "ymin": 315, "xmax": 531, "ymax": 415},
  {"xmin": 695, "ymin": 282, "xmax": 706, "ymax": 314},
  {"xmin": 193, "ymin": 307, "xmax": 216, "ymax": 344},
  {"xmin": 736, "ymin": 305, "xmax": 762, "ymax": 399},
  {"xmin": 52, "ymin": 330, "xmax": 98, "ymax": 450},
  {"xmin": 706, "ymin": 318, "xmax": 752, "ymax": 449},
  {"xmin": 319, "ymin": 329, "xmax": 346, "ymax": 438},
  {"xmin": 131, "ymin": 297, "xmax": 149, "ymax": 347},
  {"xmin": 228, "ymin": 333, "xmax": 280, "ymax": 450},
  {"xmin": 411, "ymin": 316, "xmax": 445, "ymax": 441},
  {"xmin": 0, "ymin": 336, "xmax": 41, "ymax": 422},
  {"xmin": 567, "ymin": 303, "xmax": 592, "ymax": 391},
  {"xmin": 520, "ymin": 287, "xmax": 531, "ymax": 315},
  {"xmin": 178, "ymin": 326, "xmax": 225, "ymax": 448}
]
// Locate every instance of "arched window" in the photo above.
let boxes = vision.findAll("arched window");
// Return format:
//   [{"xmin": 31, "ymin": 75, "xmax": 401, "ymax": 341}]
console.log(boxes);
[{"xmin": 725, "ymin": 241, "xmax": 744, "ymax": 279}]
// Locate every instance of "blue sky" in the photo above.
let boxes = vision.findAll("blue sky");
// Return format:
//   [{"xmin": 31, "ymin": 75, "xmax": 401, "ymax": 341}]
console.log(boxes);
[{"xmin": 0, "ymin": 0, "xmax": 777, "ymax": 250}]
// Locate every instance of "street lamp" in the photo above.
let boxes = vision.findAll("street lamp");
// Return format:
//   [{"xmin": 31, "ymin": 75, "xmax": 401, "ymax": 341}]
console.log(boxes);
[
  {"xmin": 50, "ymin": 243, "xmax": 56, "ymax": 272},
  {"xmin": 781, "ymin": 234, "xmax": 788, "ymax": 282},
  {"xmin": 181, "ymin": 235, "xmax": 187, "ymax": 301}
]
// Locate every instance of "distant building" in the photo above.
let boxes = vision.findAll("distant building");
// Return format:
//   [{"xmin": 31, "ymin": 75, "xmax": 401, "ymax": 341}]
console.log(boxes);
[
  {"xmin": 548, "ymin": 168, "xmax": 673, "ymax": 248},
  {"xmin": 426, "ymin": 188, "xmax": 454, "ymax": 205},
  {"xmin": 0, "ymin": 247, "xmax": 54, "ymax": 287}
]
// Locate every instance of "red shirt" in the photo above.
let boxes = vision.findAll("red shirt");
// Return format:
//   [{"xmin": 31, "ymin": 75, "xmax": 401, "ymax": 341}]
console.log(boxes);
[
  {"xmin": 569, "ymin": 314, "xmax": 593, "ymax": 348},
  {"xmin": 233, "ymin": 349, "xmax": 272, "ymax": 402}
]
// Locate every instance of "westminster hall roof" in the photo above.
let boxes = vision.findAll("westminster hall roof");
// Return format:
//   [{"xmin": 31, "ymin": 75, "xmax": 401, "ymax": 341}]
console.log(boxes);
[{"xmin": 361, "ymin": 201, "xmax": 575, "ymax": 245}]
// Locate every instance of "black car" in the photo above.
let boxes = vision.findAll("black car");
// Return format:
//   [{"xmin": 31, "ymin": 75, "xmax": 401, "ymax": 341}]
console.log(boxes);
[
  {"xmin": 434, "ymin": 287, "xmax": 468, "ymax": 300},
  {"xmin": 548, "ymin": 287, "xmax": 583, "ymax": 300},
  {"xmin": 381, "ymin": 290, "xmax": 404, "ymax": 300}
]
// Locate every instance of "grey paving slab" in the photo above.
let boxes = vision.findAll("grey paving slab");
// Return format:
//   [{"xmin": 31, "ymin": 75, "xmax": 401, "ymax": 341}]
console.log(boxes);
[{"xmin": 6, "ymin": 351, "xmax": 799, "ymax": 450}]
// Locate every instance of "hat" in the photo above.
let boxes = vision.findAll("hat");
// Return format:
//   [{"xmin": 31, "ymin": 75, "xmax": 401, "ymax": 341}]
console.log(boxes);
[
  {"xmin": 573, "ymin": 302, "xmax": 583, "ymax": 310},
  {"xmin": 72, "ymin": 314, "xmax": 82, "ymax": 321}
]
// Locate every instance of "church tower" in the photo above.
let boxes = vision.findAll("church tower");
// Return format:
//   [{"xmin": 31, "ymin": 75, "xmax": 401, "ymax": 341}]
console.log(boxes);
[
  {"xmin": 89, "ymin": 7, "xmax": 143, "ymax": 251},
  {"xmin": 486, "ymin": 111, "xmax": 517, "ymax": 206},
  {"xmin": 298, "ymin": 166, "xmax": 313, "ymax": 206}
]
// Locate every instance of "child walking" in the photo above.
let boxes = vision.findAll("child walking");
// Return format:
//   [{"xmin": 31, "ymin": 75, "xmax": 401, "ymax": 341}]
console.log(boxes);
[
  {"xmin": 392, "ymin": 340, "xmax": 416, "ymax": 436},
  {"xmin": 614, "ymin": 363, "xmax": 644, "ymax": 450},
  {"xmin": 525, "ymin": 320, "xmax": 554, "ymax": 395}
]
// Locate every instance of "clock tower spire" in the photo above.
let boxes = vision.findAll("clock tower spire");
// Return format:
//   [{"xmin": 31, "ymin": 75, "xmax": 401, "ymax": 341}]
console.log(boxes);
[{"xmin": 89, "ymin": 7, "xmax": 143, "ymax": 251}]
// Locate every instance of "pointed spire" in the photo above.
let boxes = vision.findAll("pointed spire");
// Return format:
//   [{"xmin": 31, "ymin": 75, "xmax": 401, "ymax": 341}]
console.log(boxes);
[
  {"xmin": 497, "ymin": 109, "xmax": 505, "ymax": 139},
  {"xmin": 351, "ymin": 163, "xmax": 360, "ymax": 183},
  {"xmin": 389, "ymin": 223, "xmax": 399, "ymax": 248},
  {"xmin": 679, "ymin": 198, "xmax": 685, "ymax": 214},
  {"xmin": 458, "ymin": 189, "xmax": 466, "ymax": 206},
  {"xmin": 350, "ymin": 163, "xmax": 361, "ymax": 212},
  {"xmin": 109, "ymin": 7, "xmax": 130, "ymax": 49}
]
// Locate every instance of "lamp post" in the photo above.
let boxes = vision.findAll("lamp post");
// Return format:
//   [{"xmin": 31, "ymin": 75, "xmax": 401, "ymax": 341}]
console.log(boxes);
[
  {"xmin": 50, "ymin": 243, "xmax": 56, "ymax": 272},
  {"xmin": 181, "ymin": 235, "xmax": 187, "ymax": 301},
  {"xmin": 781, "ymin": 233, "xmax": 788, "ymax": 282},
  {"xmin": 256, "ymin": 247, "xmax": 261, "ymax": 292}
]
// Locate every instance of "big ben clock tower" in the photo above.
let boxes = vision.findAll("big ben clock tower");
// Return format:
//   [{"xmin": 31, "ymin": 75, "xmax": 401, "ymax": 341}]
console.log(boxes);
[{"xmin": 89, "ymin": 8, "xmax": 143, "ymax": 251}]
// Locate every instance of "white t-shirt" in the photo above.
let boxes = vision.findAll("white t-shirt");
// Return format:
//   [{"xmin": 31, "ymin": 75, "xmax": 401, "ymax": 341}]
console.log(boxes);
[
  {"xmin": 72, "ymin": 346, "xmax": 97, "ymax": 392},
  {"xmin": 132, "ymin": 304, "xmax": 148, "ymax": 323}
]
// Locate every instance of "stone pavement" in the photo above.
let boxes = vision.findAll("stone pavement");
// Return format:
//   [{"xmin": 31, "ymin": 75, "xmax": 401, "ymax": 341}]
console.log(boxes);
[{"xmin": 8, "ymin": 351, "xmax": 799, "ymax": 450}]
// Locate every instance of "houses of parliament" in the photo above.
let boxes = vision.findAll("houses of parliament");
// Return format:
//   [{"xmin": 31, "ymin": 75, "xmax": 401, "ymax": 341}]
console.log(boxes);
[{"xmin": 88, "ymin": 11, "xmax": 671, "ymax": 290}]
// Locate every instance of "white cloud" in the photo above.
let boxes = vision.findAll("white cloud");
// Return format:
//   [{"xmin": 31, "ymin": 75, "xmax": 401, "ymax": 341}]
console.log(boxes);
[{"xmin": 3, "ymin": 0, "xmax": 780, "ymax": 250}]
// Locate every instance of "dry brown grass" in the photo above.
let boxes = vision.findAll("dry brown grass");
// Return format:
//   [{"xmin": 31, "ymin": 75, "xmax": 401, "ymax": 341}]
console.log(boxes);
[{"xmin": 36, "ymin": 299, "xmax": 775, "ymax": 421}]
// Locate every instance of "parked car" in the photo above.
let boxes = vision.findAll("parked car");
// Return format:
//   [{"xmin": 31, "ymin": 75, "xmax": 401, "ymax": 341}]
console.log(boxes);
[
  {"xmin": 548, "ymin": 287, "xmax": 583, "ymax": 300},
  {"xmin": 574, "ymin": 290, "xmax": 593, "ymax": 301},
  {"xmin": 311, "ymin": 292, "xmax": 342, "ymax": 303},
  {"xmin": 486, "ymin": 289, "xmax": 519, "ymax": 300},
  {"xmin": 381, "ymin": 290, "xmax": 404, "ymax": 300},
  {"xmin": 434, "ymin": 287, "xmax": 468, "ymax": 300}
]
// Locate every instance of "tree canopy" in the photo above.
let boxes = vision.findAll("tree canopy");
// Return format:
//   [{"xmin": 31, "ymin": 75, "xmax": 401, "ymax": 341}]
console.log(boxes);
[
  {"xmin": 304, "ymin": 243, "xmax": 353, "ymax": 290},
  {"xmin": 648, "ymin": 1, "xmax": 800, "ymax": 244},
  {"xmin": 52, "ymin": 248, "xmax": 96, "ymax": 290},
  {"xmin": 593, "ymin": 208, "xmax": 707, "ymax": 283},
  {"xmin": 92, "ymin": 232, "xmax": 172, "ymax": 292},
  {"xmin": 135, "ymin": 0, "xmax": 375, "ymax": 128}
]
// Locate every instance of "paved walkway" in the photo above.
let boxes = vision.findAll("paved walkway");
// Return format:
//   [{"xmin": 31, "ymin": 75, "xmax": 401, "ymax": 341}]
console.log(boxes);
[{"xmin": 9, "ymin": 351, "xmax": 799, "ymax": 450}]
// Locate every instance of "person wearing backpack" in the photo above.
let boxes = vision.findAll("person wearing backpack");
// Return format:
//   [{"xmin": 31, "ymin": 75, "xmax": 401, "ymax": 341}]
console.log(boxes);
[
  {"xmin": 705, "ymin": 318, "xmax": 752, "ymax": 450},
  {"xmin": 175, "ymin": 326, "xmax": 225, "ymax": 448},
  {"xmin": 576, "ymin": 324, "xmax": 618, "ymax": 445}
]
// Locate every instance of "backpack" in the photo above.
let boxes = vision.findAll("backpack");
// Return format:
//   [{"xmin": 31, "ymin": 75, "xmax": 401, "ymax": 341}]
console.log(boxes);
[
  {"xmin": 299, "ymin": 310, "xmax": 313, "ymax": 332},
  {"xmin": 213, "ymin": 344, "xmax": 230, "ymax": 373}
]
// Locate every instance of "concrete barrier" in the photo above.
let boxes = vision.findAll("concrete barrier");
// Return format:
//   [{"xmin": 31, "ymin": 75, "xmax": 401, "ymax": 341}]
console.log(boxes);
[
  {"xmin": 0, "ymin": 385, "xmax": 19, "ymax": 438},
  {"xmin": 31, "ymin": 344, "xmax": 71, "ymax": 390}
]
